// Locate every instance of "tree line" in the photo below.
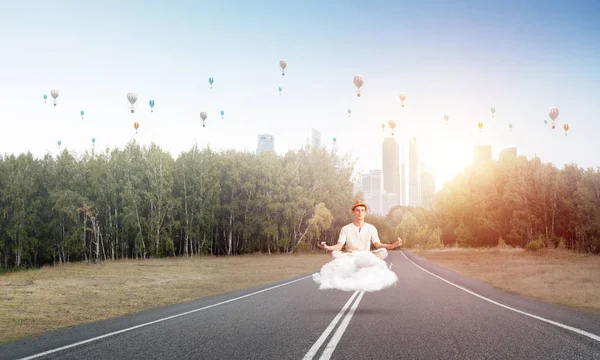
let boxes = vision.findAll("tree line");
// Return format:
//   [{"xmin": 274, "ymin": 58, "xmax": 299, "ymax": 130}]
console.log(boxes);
[
  {"xmin": 0, "ymin": 142, "xmax": 360, "ymax": 268},
  {"xmin": 384, "ymin": 154, "xmax": 600, "ymax": 254},
  {"xmin": 0, "ymin": 143, "xmax": 598, "ymax": 269}
]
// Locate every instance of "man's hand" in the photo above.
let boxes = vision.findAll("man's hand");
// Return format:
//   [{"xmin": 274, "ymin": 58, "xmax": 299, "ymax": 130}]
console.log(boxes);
[
  {"xmin": 317, "ymin": 241, "xmax": 327, "ymax": 250},
  {"xmin": 393, "ymin": 237, "xmax": 403, "ymax": 249}
]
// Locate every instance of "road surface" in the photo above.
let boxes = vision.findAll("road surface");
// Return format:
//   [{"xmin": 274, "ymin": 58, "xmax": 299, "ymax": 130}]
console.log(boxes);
[{"xmin": 1, "ymin": 251, "xmax": 599, "ymax": 359}]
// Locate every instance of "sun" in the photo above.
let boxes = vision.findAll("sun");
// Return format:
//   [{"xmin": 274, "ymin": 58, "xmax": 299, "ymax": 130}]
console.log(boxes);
[{"xmin": 418, "ymin": 133, "xmax": 472, "ymax": 190}]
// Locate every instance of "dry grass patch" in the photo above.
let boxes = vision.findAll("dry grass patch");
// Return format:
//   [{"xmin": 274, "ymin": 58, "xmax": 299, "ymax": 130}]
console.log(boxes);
[
  {"xmin": 0, "ymin": 253, "xmax": 330, "ymax": 342},
  {"xmin": 413, "ymin": 248, "xmax": 600, "ymax": 313}
]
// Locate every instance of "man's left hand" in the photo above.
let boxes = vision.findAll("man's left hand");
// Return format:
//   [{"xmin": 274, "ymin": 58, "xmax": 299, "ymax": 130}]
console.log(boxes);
[{"xmin": 394, "ymin": 237, "xmax": 403, "ymax": 248}]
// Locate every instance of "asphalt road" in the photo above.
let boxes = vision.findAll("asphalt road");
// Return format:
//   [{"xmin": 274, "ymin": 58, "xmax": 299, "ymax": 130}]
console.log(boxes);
[{"xmin": 1, "ymin": 251, "xmax": 599, "ymax": 360}]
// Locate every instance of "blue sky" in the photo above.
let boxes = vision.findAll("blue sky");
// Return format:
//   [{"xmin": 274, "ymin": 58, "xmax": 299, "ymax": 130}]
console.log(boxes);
[{"xmin": 1, "ymin": 0, "xmax": 599, "ymax": 190}]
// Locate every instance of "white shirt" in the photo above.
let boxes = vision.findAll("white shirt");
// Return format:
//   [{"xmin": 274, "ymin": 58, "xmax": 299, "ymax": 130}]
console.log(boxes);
[{"xmin": 337, "ymin": 223, "xmax": 380, "ymax": 251}]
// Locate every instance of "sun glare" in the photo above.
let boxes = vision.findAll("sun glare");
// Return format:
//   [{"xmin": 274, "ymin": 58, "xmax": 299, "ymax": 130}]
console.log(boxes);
[{"xmin": 419, "ymin": 131, "xmax": 473, "ymax": 190}]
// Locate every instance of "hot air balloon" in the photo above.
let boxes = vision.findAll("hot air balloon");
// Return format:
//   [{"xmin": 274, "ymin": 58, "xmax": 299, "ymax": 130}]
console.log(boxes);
[
  {"xmin": 478, "ymin": 121, "xmax": 483, "ymax": 132},
  {"xmin": 92, "ymin": 137, "xmax": 96, "ymax": 144},
  {"xmin": 388, "ymin": 120, "xmax": 397, "ymax": 136},
  {"xmin": 220, "ymin": 110, "xmax": 225, "ymax": 119},
  {"xmin": 200, "ymin": 111, "xmax": 208, "ymax": 127},
  {"xmin": 444, "ymin": 114, "xmax": 449, "ymax": 126},
  {"xmin": 280, "ymin": 59, "xmax": 287, "ymax": 76},
  {"xmin": 80, "ymin": 110, "xmax": 84, "ymax": 119},
  {"xmin": 353, "ymin": 75, "xmax": 364, "ymax": 97},
  {"xmin": 509, "ymin": 123, "xmax": 513, "ymax": 132},
  {"xmin": 347, "ymin": 109, "xmax": 351, "ymax": 118},
  {"xmin": 43, "ymin": 94, "xmax": 47, "ymax": 103},
  {"xmin": 208, "ymin": 77, "xmax": 214, "ymax": 89},
  {"xmin": 278, "ymin": 87, "xmax": 282, "ymax": 95},
  {"xmin": 563, "ymin": 123, "xmax": 569, "ymax": 136},
  {"xmin": 51, "ymin": 89, "xmax": 59, "ymax": 106},
  {"xmin": 127, "ymin": 93, "xmax": 138, "ymax": 113},
  {"xmin": 149, "ymin": 100, "xmax": 155, "ymax": 112},
  {"xmin": 548, "ymin": 106, "xmax": 559, "ymax": 129},
  {"xmin": 544, "ymin": 119, "xmax": 548, "ymax": 127},
  {"xmin": 57, "ymin": 140, "xmax": 61, "ymax": 147},
  {"xmin": 491, "ymin": 107, "xmax": 496, "ymax": 119},
  {"xmin": 333, "ymin": 137, "xmax": 337, "ymax": 144},
  {"xmin": 133, "ymin": 121, "xmax": 139, "ymax": 134},
  {"xmin": 399, "ymin": 93, "xmax": 407, "ymax": 107},
  {"xmin": 381, "ymin": 123, "xmax": 385, "ymax": 132}
]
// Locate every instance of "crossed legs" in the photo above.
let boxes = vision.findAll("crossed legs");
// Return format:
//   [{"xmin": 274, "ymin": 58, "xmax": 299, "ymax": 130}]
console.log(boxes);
[{"xmin": 330, "ymin": 248, "xmax": 388, "ymax": 260}]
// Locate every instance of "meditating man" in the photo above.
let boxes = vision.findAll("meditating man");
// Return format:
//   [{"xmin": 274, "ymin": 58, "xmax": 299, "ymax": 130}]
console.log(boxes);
[{"xmin": 317, "ymin": 200, "xmax": 403, "ymax": 259}]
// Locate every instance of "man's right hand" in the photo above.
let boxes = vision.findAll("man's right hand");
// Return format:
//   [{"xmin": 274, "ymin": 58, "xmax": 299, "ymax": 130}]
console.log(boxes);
[{"xmin": 317, "ymin": 241, "xmax": 326, "ymax": 249}]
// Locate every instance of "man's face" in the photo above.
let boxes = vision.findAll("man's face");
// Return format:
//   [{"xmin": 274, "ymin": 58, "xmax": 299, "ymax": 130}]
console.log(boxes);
[{"xmin": 353, "ymin": 206, "xmax": 366, "ymax": 221}]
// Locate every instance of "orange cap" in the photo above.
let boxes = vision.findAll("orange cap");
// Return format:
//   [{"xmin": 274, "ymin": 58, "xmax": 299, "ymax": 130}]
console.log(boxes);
[{"xmin": 351, "ymin": 200, "xmax": 368, "ymax": 211}]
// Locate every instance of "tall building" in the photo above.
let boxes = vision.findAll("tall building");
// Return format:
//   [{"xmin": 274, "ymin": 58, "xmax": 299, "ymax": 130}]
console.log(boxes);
[
  {"xmin": 401, "ymin": 147, "xmax": 406, "ymax": 206},
  {"xmin": 420, "ymin": 162, "xmax": 436, "ymax": 210},
  {"xmin": 369, "ymin": 170, "xmax": 383, "ymax": 215},
  {"xmin": 361, "ymin": 173, "xmax": 372, "ymax": 214},
  {"xmin": 382, "ymin": 137, "xmax": 400, "ymax": 210},
  {"xmin": 499, "ymin": 147, "xmax": 517, "ymax": 161},
  {"xmin": 401, "ymin": 162, "xmax": 406, "ymax": 206},
  {"xmin": 257, "ymin": 134, "xmax": 274, "ymax": 155},
  {"xmin": 408, "ymin": 138, "xmax": 421, "ymax": 207},
  {"xmin": 473, "ymin": 145, "xmax": 492, "ymax": 166},
  {"xmin": 311, "ymin": 128, "xmax": 322, "ymax": 149},
  {"xmin": 361, "ymin": 170, "xmax": 383, "ymax": 215}
]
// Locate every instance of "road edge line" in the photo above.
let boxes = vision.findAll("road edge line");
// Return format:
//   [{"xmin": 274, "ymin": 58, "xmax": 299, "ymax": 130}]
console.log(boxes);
[
  {"xmin": 18, "ymin": 275, "xmax": 313, "ymax": 360},
  {"xmin": 401, "ymin": 251, "xmax": 600, "ymax": 343}
]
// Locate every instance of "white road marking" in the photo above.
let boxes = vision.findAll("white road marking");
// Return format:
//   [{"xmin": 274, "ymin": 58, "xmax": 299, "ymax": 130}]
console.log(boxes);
[
  {"xmin": 17, "ymin": 275, "xmax": 313, "ymax": 360},
  {"xmin": 302, "ymin": 291, "xmax": 360, "ymax": 360},
  {"xmin": 319, "ymin": 291, "xmax": 366, "ymax": 360},
  {"xmin": 401, "ymin": 251, "xmax": 600, "ymax": 343}
]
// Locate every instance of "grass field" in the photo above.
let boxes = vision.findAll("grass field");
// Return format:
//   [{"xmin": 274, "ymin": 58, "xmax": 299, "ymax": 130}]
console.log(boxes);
[
  {"xmin": 0, "ymin": 253, "xmax": 330, "ymax": 342},
  {"xmin": 413, "ymin": 247, "xmax": 600, "ymax": 313}
]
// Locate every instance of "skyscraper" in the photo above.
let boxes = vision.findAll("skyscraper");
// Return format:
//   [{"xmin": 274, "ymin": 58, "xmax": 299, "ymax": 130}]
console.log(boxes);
[
  {"xmin": 499, "ymin": 147, "xmax": 517, "ymax": 161},
  {"xmin": 473, "ymin": 145, "xmax": 492, "ymax": 166},
  {"xmin": 361, "ymin": 173, "xmax": 372, "ymax": 213},
  {"xmin": 382, "ymin": 137, "xmax": 400, "ymax": 209},
  {"xmin": 408, "ymin": 138, "xmax": 421, "ymax": 207},
  {"xmin": 401, "ymin": 162, "xmax": 406, "ymax": 206},
  {"xmin": 401, "ymin": 148, "xmax": 406, "ymax": 206},
  {"xmin": 256, "ymin": 134, "xmax": 275, "ymax": 155},
  {"xmin": 370, "ymin": 170, "xmax": 383, "ymax": 215},
  {"xmin": 361, "ymin": 170, "xmax": 383, "ymax": 215},
  {"xmin": 311, "ymin": 128, "xmax": 321, "ymax": 149}
]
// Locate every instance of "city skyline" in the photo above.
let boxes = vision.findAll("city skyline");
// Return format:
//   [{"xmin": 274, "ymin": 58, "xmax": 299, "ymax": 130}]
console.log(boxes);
[{"xmin": 361, "ymin": 135, "xmax": 439, "ymax": 214}]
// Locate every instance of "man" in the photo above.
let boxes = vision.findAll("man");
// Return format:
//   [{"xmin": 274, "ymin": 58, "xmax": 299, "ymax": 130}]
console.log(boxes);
[{"xmin": 317, "ymin": 200, "xmax": 403, "ymax": 259}]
